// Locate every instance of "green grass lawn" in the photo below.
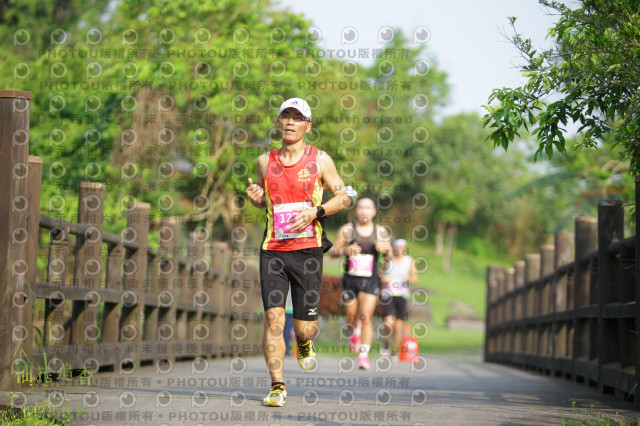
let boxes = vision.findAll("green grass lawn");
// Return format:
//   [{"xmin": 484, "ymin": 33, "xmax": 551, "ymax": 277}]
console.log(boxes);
[
  {"xmin": 416, "ymin": 326, "xmax": 484, "ymax": 355},
  {"xmin": 408, "ymin": 244, "xmax": 495, "ymax": 326}
]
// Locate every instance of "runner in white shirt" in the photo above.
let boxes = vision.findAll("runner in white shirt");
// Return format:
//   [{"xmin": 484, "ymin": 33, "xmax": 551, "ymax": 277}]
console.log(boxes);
[{"xmin": 379, "ymin": 238, "xmax": 418, "ymax": 360}]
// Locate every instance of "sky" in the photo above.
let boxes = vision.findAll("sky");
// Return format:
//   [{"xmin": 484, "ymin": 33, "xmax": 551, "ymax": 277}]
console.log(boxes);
[{"xmin": 277, "ymin": 0, "xmax": 558, "ymax": 117}]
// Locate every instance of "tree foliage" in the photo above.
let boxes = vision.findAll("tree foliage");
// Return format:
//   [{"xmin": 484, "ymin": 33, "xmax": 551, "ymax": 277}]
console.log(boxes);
[
  {"xmin": 482, "ymin": 0, "xmax": 640, "ymax": 175},
  {"xmin": 0, "ymin": 0, "xmax": 451, "ymax": 240},
  {"xmin": 3, "ymin": 0, "xmax": 631, "ymax": 262}
]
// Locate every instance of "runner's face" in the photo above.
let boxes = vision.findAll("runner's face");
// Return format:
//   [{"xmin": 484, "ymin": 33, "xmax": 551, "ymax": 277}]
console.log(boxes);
[
  {"xmin": 393, "ymin": 245, "xmax": 407, "ymax": 256},
  {"xmin": 355, "ymin": 198, "xmax": 376, "ymax": 223},
  {"xmin": 278, "ymin": 108, "xmax": 311, "ymax": 144}
]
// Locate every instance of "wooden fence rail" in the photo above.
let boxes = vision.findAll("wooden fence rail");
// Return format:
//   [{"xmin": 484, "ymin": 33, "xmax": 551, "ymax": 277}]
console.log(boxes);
[
  {"xmin": 0, "ymin": 90, "xmax": 263, "ymax": 392},
  {"xmin": 485, "ymin": 177, "xmax": 640, "ymax": 409}
]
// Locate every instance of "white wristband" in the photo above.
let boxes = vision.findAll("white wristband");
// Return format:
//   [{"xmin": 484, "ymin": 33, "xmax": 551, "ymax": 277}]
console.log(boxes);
[{"xmin": 343, "ymin": 185, "xmax": 358, "ymax": 202}]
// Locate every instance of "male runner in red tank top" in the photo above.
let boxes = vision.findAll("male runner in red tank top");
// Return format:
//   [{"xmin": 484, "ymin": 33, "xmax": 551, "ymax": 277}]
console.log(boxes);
[{"xmin": 245, "ymin": 98, "xmax": 355, "ymax": 407}]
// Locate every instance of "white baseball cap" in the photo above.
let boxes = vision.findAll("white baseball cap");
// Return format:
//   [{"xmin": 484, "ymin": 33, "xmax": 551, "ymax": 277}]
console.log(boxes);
[
  {"xmin": 278, "ymin": 97, "xmax": 312, "ymax": 122},
  {"xmin": 392, "ymin": 239, "xmax": 407, "ymax": 247}
]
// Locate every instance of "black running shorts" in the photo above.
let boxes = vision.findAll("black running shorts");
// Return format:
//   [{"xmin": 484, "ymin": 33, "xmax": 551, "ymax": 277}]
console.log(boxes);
[
  {"xmin": 341, "ymin": 274, "xmax": 380, "ymax": 301},
  {"xmin": 380, "ymin": 294, "xmax": 408, "ymax": 320},
  {"xmin": 259, "ymin": 247, "xmax": 323, "ymax": 321}
]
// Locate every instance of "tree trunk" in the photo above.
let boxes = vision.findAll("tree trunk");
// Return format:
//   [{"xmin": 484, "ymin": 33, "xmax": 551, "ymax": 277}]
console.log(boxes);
[
  {"xmin": 443, "ymin": 223, "xmax": 458, "ymax": 273},
  {"xmin": 434, "ymin": 219, "xmax": 446, "ymax": 256}
]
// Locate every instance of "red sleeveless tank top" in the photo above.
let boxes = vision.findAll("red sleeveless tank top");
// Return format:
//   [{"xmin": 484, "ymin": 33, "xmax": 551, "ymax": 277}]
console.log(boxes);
[{"xmin": 261, "ymin": 145, "xmax": 324, "ymax": 251}]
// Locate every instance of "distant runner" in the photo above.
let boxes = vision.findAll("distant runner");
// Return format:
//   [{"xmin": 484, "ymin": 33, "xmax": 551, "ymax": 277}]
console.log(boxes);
[
  {"xmin": 380, "ymin": 238, "xmax": 418, "ymax": 360},
  {"xmin": 331, "ymin": 195, "xmax": 392, "ymax": 370}
]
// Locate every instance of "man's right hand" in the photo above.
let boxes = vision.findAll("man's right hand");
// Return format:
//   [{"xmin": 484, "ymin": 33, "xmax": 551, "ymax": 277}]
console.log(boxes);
[{"xmin": 246, "ymin": 178, "xmax": 265, "ymax": 207}]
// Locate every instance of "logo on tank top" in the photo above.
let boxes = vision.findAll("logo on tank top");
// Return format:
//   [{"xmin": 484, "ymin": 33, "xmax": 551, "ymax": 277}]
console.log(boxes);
[{"xmin": 298, "ymin": 168, "xmax": 311, "ymax": 182}]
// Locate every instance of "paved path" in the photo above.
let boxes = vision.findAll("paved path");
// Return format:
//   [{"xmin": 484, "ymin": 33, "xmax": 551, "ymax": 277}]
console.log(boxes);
[{"xmin": 2, "ymin": 353, "xmax": 638, "ymax": 425}]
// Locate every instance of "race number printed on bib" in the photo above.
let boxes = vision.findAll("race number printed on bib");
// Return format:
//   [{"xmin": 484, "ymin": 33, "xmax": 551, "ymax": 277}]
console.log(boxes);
[
  {"xmin": 348, "ymin": 254, "xmax": 374, "ymax": 277},
  {"xmin": 273, "ymin": 202, "xmax": 314, "ymax": 240},
  {"xmin": 386, "ymin": 280, "xmax": 410, "ymax": 298}
]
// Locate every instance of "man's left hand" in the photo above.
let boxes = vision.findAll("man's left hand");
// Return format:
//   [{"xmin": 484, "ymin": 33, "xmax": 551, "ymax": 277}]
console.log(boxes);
[{"xmin": 288, "ymin": 207, "xmax": 317, "ymax": 233}]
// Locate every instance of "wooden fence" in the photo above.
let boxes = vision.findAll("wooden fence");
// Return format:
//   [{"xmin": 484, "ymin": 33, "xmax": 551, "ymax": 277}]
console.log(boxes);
[
  {"xmin": 0, "ymin": 90, "xmax": 264, "ymax": 391},
  {"xmin": 485, "ymin": 178, "xmax": 639, "ymax": 409}
]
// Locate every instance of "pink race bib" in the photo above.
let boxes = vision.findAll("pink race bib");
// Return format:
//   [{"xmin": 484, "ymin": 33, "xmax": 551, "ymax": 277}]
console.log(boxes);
[
  {"xmin": 273, "ymin": 202, "xmax": 314, "ymax": 240},
  {"xmin": 348, "ymin": 254, "xmax": 374, "ymax": 277}
]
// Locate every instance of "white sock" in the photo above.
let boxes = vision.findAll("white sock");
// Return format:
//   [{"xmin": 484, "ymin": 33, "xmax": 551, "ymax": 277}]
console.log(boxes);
[
  {"xmin": 360, "ymin": 344, "xmax": 371, "ymax": 355},
  {"xmin": 353, "ymin": 326, "xmax": 361, "ymax": 337}
]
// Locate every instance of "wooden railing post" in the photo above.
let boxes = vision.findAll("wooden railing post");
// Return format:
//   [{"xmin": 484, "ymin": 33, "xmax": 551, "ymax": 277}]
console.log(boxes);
[
  {"xmin": 524, "ymin": 253, "xmax": 540, "ymax": 363},
  {"xmin": 201, "ymin": 248, "xmax": 220, "ymax": 359},
  {"xmin": 45, "ymin": 227, "xmax": 70, "ymax": 349},
  {"xmin": 574, "ymin": 218, "xmax": 598, "ymax": 309},
  {"xmin": 484, "ymin": 265, "xmax": 499, "ymax": 362},
  {"xmin": 553, "ymin": 232, "xmax": 574, "ymax": 377},
  {"xmin": 71, "ymin": 182, "xmax": 105, "ymax": 364},
  {"xmin": 188, "ymin": 231, "xmax": 206, "ymax": 355},
  {"xmin": 538, "ymin": 245, "xmax": 555, "ymax": 371},
  {"xmin": 201, "ymin": 239, "xmax": 216, "ymax": 358},
  {"xmin": 496, "ymin": 267, "xmax": 506, "ymax": 331},
  {"xmin": 573, "ymin": 219, "xmax": 596, "ymax": 307},
  {"xmin": 619, "ymin": 244, "xmax": 635, "ymax": 369},
  {"xmin": 540, "ymin": 245, "xmax": 555, "ymax": 314},
  {"xmin": 572, "ymin": 217, "xmax": 597, "ymax": 384},
  {"xmin": 556, "ymin": 233, "xmax": 575, "ymax": 312},
  {"xmin": 513, "ymin": 260, "xmax": 525, "ymax": 357},
  {"xmin": 210, "ymin": 241, "xmax": 230, "ymax": 356},
  {"xmin": 229, "ymin": 254, "xmax": 246, "ymax": 356},
  {"xmin": 246, "ymin": 261, "xmax": 262, "ymax": 352},
  {"xmin": 144, "ymin": 249, "xmax": 160, "ymax": 363},
  {"xmin": 618, "ymin": 220, "xmax": 635, "ymax": 377},
  {"xmin": 524, "ymin": 255, "xmax": 540, "ymax": 317},
  {"xmin": 505, "ymin": 268, "xmax": 515, "ymax": 354},
  {"xmin": 158, "ymin": 218, "xmax": 180, "ymax": 362},
  {"xmin": 597, "ymin": 200, "xmax": 624, "ymax": 392},
  {"xmin": 175, "ymin": 248, "xmax": 190, "ymax": 359},
  {"xmin": 103, "ymin": 243, "xmax": 123, "ymax": 366},
  {"xmin": 0, "ymin": 90, "xmax": 32, "ymax": 391},
  {"xmin": 121, "ymin": 202, "xmax": 150, "ymax": 367},
  {"xmin": 24, "ymin": 156, "xmax": 42, "ymax": 371}
]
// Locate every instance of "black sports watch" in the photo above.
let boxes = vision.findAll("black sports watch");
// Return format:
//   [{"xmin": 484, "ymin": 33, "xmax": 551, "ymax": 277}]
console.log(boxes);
[{"xmin": 316, "ymin": 205, "xmax": 326, "ymax": 218}]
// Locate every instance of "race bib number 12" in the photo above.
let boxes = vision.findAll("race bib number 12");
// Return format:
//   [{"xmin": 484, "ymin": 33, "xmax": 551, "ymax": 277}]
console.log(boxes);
[{"xmin": 273, "ymin": 202, "xmax": 314, "ymax": 240}]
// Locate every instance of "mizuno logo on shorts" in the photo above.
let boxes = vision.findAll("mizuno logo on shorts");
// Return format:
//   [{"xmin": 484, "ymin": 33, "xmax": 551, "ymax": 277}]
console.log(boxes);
[{"xmin": 308, "ymin": 308, "xmax": 317, "ymax": 316}]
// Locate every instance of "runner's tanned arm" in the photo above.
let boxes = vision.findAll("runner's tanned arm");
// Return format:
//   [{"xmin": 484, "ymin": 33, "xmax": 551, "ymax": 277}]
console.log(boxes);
[
  {"xmin": 287, "ymin": 149, "xmax": 351, "ymax": 233},
  {"xmin": 246, "ymin": 153, "xmax": 269, "ymax": 209}
]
